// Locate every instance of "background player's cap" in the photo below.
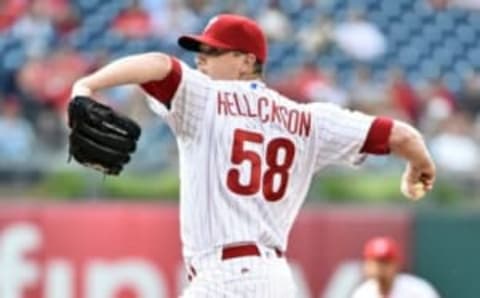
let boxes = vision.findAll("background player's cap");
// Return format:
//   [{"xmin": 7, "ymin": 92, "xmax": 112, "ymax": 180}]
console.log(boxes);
[
  {"xmin": 178, "ymin": 14, "xmax": 268, "ymax": 63},
  {"xmin": 363, "ymin": 236, "xmax": 400, "ymax": 262}
]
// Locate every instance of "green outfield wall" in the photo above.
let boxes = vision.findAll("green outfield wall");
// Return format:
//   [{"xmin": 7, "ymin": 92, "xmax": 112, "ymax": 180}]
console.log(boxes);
[{"xmin": 413, "ymin": 210, "xmax": 480, "ymax": 298}]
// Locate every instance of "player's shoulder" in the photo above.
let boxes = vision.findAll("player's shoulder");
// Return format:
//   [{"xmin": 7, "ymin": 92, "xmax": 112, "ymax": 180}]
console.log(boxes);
[
  {"xmin": 214, "ymin": 80, "xmax": 293, "ymax": 102},
  {"xmin": 304, "ymin": 100, "xmax": 364, "ymax": 115},
  {"xmin": 261, "ymin": 85, "xmax": 353, "ymax": 120},
  {"xmin": 304, "ymin": 101, "xmax": 342, "ymax": 113},
  {"xmin": 397, "ymin": 273, "xmax": 439, "ymax": 297},
  {"xmin": 176, "ymin": 60, "xmax": 211, "ymax": 81},
  {"xmin": 397, "ymin": 273, "xmax": 432, "ymax": 286},
  {"xmin": 257, "ymin": 84, "xmax": 312, "ymax": 109}
]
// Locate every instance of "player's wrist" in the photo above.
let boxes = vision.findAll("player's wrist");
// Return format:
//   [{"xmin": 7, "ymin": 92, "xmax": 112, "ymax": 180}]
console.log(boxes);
[{"xmin": 407, "ymin": 152, "xmax": 435, "ymax": 172}]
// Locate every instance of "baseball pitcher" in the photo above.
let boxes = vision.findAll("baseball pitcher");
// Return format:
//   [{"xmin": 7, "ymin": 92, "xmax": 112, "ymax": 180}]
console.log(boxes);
[{"xmin": 68, "ymin": 14, "xmax": 436, "ymax": 297}]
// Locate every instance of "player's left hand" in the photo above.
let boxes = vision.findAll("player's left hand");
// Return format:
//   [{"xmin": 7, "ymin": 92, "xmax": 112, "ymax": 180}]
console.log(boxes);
[
  {"xmin": 400, "ymin": 161, "xmax": 436, "ymax": 201},
  {"xmin": 67, "ymin": 96, "xmax": 141, "ymax": 175}
]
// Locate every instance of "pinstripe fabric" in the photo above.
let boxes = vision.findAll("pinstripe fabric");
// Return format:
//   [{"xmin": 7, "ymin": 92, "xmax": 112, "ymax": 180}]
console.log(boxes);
[
  {"xmin": 310, "ymin": 102, "xmax": 374, "ymax": 170},
  {"xmin": 145, "ymin": 62, "xmax": 375, "ymax": 297},
  {"xmin": 181, "ymin": 246, "xmax": 295, "ymax": 298}
]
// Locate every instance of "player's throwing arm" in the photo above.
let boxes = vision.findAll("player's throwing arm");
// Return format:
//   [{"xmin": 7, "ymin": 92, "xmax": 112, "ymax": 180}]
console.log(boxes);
[{"xmin": 389, "ymin": 121, "xmax": 436, "ymax": 200}]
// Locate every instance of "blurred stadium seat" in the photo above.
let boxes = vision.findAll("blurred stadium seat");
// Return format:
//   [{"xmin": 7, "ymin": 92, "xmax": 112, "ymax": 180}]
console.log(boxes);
[
  {"xmin": 1, "ymin": 0, "xmax": 479, "ymax": 91},
  {"xmin": 0, "ymin": 0, "xmax": 478, "ymax": 195}
]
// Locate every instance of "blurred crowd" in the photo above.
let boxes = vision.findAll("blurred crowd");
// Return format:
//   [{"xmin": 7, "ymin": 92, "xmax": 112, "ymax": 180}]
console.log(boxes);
[{"xmin": 0, "ymin": 0, "xmax": 479, "ymax": 182}]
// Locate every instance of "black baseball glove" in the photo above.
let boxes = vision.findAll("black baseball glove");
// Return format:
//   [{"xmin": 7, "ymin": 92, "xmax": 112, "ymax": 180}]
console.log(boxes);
[{"xmin": 67, "ymin": 96, "xmax": 141, "ymax": 175}]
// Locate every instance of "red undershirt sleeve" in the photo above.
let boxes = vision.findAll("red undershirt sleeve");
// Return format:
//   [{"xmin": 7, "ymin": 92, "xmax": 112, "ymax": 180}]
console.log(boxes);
[
  {"xmin": 139, "ymin": 57, "xmax": 182, "ymax": 109},
  {"xmin": 360, "ymin": 117, "xmax": 393, "ymax": 154}
]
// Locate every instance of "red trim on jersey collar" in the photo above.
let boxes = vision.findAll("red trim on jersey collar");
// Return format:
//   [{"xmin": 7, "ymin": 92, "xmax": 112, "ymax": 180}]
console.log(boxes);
[
  {"xmin": 360, "ymin": 117, "xmax": 393, "ymax": 154},
  {"xmin": 140, "ymin": 57, "xmax": 182, "ymax": 109}
]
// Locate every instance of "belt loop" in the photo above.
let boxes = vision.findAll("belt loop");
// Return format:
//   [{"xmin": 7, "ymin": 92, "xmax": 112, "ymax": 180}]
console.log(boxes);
[
  {"xmin": 187, "ymin": 265, "xmax": 197, "ymax": 282},
  {"xmin": 274, "ymin": 247, "xmax": 284, "ymax": 258}
]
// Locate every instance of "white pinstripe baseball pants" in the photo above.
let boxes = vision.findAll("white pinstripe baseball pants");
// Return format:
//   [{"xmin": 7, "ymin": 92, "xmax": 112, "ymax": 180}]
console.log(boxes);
[{"xmin": 180, "ymin": 246, "xmax": 297, "ymax": 298}]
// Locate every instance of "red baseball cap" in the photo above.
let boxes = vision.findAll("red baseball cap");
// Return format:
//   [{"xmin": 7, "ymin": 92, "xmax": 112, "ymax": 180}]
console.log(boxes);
[
  {"xmin": 178, "ymin": 14, "xmax": 268, "ymax": 63},
  {"xmin": 363, "ymin": 236, "xmax": 400, "ymax": 262}
]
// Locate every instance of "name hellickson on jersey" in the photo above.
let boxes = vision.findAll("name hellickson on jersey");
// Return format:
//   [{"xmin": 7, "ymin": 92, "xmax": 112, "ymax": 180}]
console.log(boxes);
[{"xmin": 216, "ymin": 91, "xmax": 312, "ymax": 138}]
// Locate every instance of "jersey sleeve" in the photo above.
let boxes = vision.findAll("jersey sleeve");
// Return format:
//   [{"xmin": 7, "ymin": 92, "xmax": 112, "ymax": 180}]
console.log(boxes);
[
  {"xmin": 310, "ymin": 102, "xmax": 376, "ymax": 170},
  {"xmin": 360, "ymin": 117, "xmax": 393, "ymax": 154},
  {"xmin": 415, "ymin": 278, "xmax": 441, "ymax": 298},
  {"xmin": 140, "ymin": 57, "xmax": 213, "ymax": 139},
  {"xmin": 427, "ymin": 287, "xmax": 441, "ymax": 298}
]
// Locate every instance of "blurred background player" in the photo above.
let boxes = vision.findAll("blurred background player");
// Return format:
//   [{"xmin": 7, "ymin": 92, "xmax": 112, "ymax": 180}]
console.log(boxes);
[{"xmin": 352, "ymin": 236, "xmax": 440, "ymax": 298}]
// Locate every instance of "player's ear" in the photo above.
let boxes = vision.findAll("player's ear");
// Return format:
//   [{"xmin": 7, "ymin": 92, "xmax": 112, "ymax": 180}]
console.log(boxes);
[{"xmin": 242, "ymin": 53, "xmax": 257, "ymax": 74}]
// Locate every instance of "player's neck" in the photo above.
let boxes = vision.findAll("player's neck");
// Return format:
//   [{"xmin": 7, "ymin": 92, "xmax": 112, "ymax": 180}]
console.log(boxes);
[
  {"xmin": 239, "ymin": 72, "xmax": 262, "ymax": 81},
  {"xmin": 377, "ymin": 277, "xmax": 394, "ymax": 297}
]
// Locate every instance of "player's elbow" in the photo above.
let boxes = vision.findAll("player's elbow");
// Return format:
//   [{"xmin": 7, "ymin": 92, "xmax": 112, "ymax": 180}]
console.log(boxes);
[
  {"xmin": 389, "ymin": 121, "xmax": 423, "ymax": 152},
  {"xmin": 131, "ymin": 52, "xmax": 173, "ymax": 81},
  {"xmin": 71, "ymin": 79, "xmax": 94, "ymax": 97}
]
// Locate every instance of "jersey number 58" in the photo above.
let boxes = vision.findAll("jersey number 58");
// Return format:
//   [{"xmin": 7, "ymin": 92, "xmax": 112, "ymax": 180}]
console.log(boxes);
[{"xmin": 226, "ymin": 129, "xmax": 296, "ymax": 202}]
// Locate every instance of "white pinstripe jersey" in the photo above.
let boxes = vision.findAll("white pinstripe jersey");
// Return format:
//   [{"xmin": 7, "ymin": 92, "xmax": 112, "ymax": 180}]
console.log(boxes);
[{"xmin": 145, "ymin": 61, "xmax": 375, "ymax": 258}]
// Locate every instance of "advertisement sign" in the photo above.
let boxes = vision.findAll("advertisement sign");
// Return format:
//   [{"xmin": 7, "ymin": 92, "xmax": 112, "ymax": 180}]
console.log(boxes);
[{"xmin": 0, "ymin": 204, "xmax": 411, "ymax": 298}]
